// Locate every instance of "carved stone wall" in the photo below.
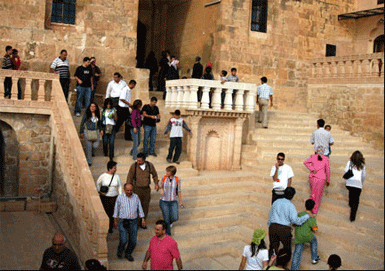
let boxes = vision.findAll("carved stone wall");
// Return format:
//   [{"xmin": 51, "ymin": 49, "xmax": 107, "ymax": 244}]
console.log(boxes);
[
  {"xmin": 0, "ymin": 113, "xmax": 51, "ymax": 196},
  {"xmin": 186, "ymin": 110, "xmax": 248, "ymax": 170}
]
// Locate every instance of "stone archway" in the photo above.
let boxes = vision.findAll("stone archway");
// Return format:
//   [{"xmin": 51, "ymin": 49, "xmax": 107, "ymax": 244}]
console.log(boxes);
[{"xmin": 0, "ymin": 120, "xmax": 19, "ymax": 197}]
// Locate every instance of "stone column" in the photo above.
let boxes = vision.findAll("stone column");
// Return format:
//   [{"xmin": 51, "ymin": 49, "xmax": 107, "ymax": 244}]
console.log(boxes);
[
  {"xmin": 187, "ymin": 115, "xmax": 201, "ymax": 169},
  {"xmin": 176, "ymin": 85, "xmax": 184, "ymax": 107},
  {"xmin": 201, "ymin": 86, "xmax": 211, "ymax": 110},
  {"xmin": 11, "ymin": 76, "xmax": 19, "ymax": 101},
  {"xmin": 170, "ymin": 86, "xmax": 178, "ymax": 107},
  {"xmin": 234, "ymin": 89, "xmax": 245, "ymax": 111},
  {"xmin": 224, "ymin": 89, "xmax": 233, "ymax": 110},
  {"xmin": 245, "ymin": 89, "xmax": 256, "ymax": 112},
  {"xmin": 165, "ymin": 84, "xmax": 171, "ymax": 107},
  {"xmin": 232, "ymin": 117, "xmax": 246, "ymax": 170},
  {"xmin": 189, "ymin": 85, "xmax": 198, "ymax": 109},
  {"xmin": 183, "ymin": 85, "xmax": 190, "ymax": 108},
  {"xmin": 211, "ymin": 88, "xmax": 221, "ymax": 110}
]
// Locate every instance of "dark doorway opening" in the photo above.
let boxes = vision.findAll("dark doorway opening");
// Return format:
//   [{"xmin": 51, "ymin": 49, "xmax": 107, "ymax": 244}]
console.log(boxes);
[
  {"xmin": 373, "ymin": 35, "xmax": 384, "ymax": 53},
  {"xmin": 136, "ymin": 21, "xmax": 147, "ymax": 68},
  {"xmin": 0, "ymin": 129, "xmax": 4, "ymax": 196}
]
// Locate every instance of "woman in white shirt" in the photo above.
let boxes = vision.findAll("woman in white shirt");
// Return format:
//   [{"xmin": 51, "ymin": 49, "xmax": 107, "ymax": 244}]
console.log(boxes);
[
  {"xmin": 96, "ymin": 161, "xmax": 122, "ymax": 233},
  {"xmin": 239, "ymin": 228, "xmax": 269, "ymax": 270},
  {"xmin": 344, "ymin": 150, "xmax": 366, "ymax": 222},
  {"xmin": 101, "ymin": 98, "xmax": 117, "ymax": 160}
]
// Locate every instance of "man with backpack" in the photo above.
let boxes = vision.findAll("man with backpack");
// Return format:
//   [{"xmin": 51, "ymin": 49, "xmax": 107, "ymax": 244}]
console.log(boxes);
[{"xmin": 126, "ymin": 152, "xmax": 159, "ymax": 229}]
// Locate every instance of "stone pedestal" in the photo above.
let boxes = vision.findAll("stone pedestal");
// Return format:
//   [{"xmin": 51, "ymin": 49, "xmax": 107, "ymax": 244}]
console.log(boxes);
[{"xmin": 185, "ymin": 110, "xmax": 249, "ymax": 171}]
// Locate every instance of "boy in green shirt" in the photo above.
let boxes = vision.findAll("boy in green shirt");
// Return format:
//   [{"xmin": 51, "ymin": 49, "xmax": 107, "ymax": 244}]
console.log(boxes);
[{"xmin": 291, "ymin": 199, "xmax": 319, "ymax": 270}]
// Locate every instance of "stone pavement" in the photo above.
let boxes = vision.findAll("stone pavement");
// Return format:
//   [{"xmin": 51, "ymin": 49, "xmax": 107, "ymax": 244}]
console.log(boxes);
[{"xmin": 0, "ymin": 212, "xmax": 58, "ymax": 270}]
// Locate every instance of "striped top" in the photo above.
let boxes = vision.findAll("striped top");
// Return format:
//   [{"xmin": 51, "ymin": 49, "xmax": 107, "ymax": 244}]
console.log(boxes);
[
  {"xmin": 113, "ymin": 193, "xmax": 144, "ymax": 220},
  {"xmin": 2, "ymin": 55, "xmax": 13, "ymax": 70},
  {"xmin": 160, "ymin": 176, "xmax": 181, "ymax": 202},
  {"xmin": 50, "ymin": 57, "xmax": 70, "ymax": 79},
  {"xmin": 257, "ymin": 83, "xmax": 273, "ymax": 100}
]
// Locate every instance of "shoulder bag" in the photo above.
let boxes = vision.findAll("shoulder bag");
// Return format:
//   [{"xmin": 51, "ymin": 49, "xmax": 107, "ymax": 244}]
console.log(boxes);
[
  {"xmin": 100, "ymin": 173, "xmax": 115, "ymax": 193},
  {"xmin": 343, "ymin": 162, "xmax": 354, "ymax": 179}
]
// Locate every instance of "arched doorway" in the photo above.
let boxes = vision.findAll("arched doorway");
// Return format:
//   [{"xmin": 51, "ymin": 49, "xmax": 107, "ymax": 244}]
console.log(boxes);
[
  {"xmin": 0, "ymin": 121, "xmax": 19, "ymax": 197},
  {"xmin": 373, "ymin": 35, "xmax": 384, "ymax": 53}
]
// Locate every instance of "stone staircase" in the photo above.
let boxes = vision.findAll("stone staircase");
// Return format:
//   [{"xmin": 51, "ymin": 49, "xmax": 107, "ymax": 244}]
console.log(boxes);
[{"xmin": 71, "ymin": 99, "xmax": 383, "ymax": 270}]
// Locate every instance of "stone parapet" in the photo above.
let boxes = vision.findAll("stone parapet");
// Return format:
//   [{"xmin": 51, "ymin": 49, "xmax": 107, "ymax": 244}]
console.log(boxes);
[
  {"xmin": 165, "ymin": 79, "xmax": 256, "ymax": 112},
  {"xmin": 0, "ymin": 70, "xmax": 109, "ymax": 267}
]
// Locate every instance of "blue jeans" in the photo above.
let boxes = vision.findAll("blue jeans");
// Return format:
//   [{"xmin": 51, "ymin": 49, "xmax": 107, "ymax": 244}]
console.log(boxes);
[
  {"xmin": 103, "ymin": 127, "xmax": 116, "ymax": 160},
  {"xmin": 84, "ymin": 129, "xmax": 100, "ymax": 165},
  {"xmin": 143, "ymin": 125, "xmax": 157, "ymax": 155},
  {"xmin": 117, "ymin": 218, "xmax": 138, "ymax": 257},
  {"xmin": 291, "ymin": 236, "xmax": 318, "ymax": 270},
  {"xmin": 75, "ymin": 86, "xmax": 91, "ymax": 114},
  {"xmin": 159, "ymin": 200, "xmax": 179, "ymax": 236},
  {"xmin": 131, "ymin": 127, "xmax": 141, "ymax": 160}
]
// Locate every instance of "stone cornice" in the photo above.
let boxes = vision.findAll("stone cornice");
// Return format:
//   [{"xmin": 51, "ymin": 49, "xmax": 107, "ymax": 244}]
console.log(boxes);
[{"xmin": 186, "ymin": 109, "xmax": 250, "ymax": 118}]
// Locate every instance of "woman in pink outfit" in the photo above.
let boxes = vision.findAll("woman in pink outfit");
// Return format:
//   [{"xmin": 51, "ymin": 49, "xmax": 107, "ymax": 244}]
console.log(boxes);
[{"xmin": 303, "ymin": 146, "xmax": 331, "ymax": 214}]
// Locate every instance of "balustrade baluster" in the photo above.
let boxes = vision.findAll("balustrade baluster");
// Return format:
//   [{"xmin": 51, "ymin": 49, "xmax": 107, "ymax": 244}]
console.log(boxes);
[
  {"xmin": 165, "ymin": 85, "xmax": 172, "ymax": 107},
  {"xmin": 346, "ymin": 60, "xmax": 353, "ymax": 77},
  {"xmin": 183, "ymin": 86, "xmax": 190, "ymax": 108},
  {"xmin": 188, "ymin": 85, "xmax": 198, "ymax": 109},
  {"xmin": 24, "ymin": 78, "xmax": 32, "ymax": 101},
  {"xmin": 0, "ymin": 75, "xmax": 4, "ymax": 99},
  {"xmin": 337, "ymin": 61, "xmax": 345, "ymax": 77},
  {"xmin": 176, "ymin": 85, "xmax": 184, "ymax": 107},
  {"xmin": 201, "ymin": 86, "xmax": 211, "ymax": 109},
  {"xmin": 362, "ymin": 59, "xmax": 370, "ymax": 77},
  {"xmin": 316, "ymin": 63, "xmax": 322, "ymax": 78},
  {"xmin": 170, "ymin": 86, "xmax": 178, "ymax": 107},
  {"xmin": 224, "ymin": 89, "xmax": 233, "ymax": 110},
  {"xmin": 211, "ymin": 88, "xmax": 221, "ymax": 110},
  {"xmin": 234, "ymin": 89, "xmax": 245, "ymax": 111},
  {"xmin": 38, "ymin": 79, "xmax": 45, "ymax": 101},
  {"xmin": 311, "ymin": 63, "xmax": 316, "ymax": 78},
  {"xmin": 10, "ymin": 76, "xmax": 19, "ymax": 100},
  {"xmin": 331, "ymin": 62, "xmax": 337, "ymax": 77},
  {"xmin": 245, "ymin": 90, "xmax": 256, "ymax": 112}
]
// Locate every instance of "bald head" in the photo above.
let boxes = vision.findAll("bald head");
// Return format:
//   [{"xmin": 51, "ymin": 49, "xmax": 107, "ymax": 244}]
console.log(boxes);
[
  {"xmin": 52, "ymin": 233, "xmax": 66, "ymax": 253},
  {"xmin": 124, "ymin": 183, "xmax": 133, "ymax": 197}
]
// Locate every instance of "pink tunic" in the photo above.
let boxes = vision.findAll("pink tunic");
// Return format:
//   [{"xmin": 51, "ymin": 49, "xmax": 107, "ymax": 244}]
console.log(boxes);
[
  {"xmin": 304, "ymin": 155, "xmax": 331, "ymax": 213},
  {"xmin": 148, "ymin": 235, "xmax": 180, "ymax": 270}
]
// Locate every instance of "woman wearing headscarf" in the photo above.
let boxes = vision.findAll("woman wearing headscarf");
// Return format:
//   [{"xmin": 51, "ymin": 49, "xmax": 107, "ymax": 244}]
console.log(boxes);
[
  {"xmin": 303, "ymin": 146, "xmax": 331, "ymax": 214},
  {"xmin": 239, "ymin": 228, "xmax": 269, "ymax": 270}
]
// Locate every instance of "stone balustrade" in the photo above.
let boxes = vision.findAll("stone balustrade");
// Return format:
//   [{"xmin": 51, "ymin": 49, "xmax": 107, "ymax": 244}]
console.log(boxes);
[
  {"xmin": 310, "ymin": 52, "xmax": 384, "ymax": 80},
  {"xmin": 0, "ymin": 70, "xmax": 109, "ymax": 267},
  {"xmin": 165, "ymin": 79, "xmax": 257, "ymax": 112}
]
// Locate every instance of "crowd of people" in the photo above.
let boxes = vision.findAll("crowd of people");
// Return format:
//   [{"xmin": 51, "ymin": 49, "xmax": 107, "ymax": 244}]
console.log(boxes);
[{"xmin": 4, "ymin": 47, "xmax": 362, "ymax": 270}]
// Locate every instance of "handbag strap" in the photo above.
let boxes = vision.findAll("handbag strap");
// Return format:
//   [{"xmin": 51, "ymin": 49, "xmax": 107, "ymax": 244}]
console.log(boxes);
[{"xmin": 108, "ymin": 173, "xmax": 115, "ymax": 187}]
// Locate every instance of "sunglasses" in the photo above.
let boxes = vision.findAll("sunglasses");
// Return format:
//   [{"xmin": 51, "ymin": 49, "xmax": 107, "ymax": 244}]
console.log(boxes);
[{"xmin": 277, "ymin": 158, "xmax": 284, "ymax": 161}]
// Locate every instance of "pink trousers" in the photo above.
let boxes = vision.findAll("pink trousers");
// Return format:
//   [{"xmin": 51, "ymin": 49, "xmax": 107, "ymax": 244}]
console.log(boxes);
[{"xmin": 309, "ymin": 177, "xmax": 326, "ymax": 214}]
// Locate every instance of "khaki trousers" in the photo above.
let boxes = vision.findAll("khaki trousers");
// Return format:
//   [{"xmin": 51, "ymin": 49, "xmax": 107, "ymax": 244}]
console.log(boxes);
[
  {"xmin": 258, "ymin": 99, "xmax": 269, "ymax": 127},
  {"xmin": 133, "ymin": 185, "xmax": 151, "ymax": 220}
]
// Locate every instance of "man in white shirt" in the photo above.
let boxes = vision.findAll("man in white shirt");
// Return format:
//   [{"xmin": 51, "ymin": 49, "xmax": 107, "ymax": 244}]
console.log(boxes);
[
  {"xmin": 257, "ymin": 76, "xmax": 273, "ymax": 129},
  {"xmin": 270, "ymin": 152, "xmax": 294, "ymax": 204},
  {"xmin": 105, "ymin": 72, "xmax": 127, "ymax": 107},
  {"xmin": 310, "ymin": 119, "xmax": 334, "ymax": 157},
  {"xmin": 114, "ymin": 79, "xmax": 136, "ymax": 133}
]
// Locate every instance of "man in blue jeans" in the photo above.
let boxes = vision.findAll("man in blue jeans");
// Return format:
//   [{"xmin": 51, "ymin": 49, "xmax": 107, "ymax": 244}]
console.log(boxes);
[
  {"xmin": 142, "ymin": 97, "xmax": 160, "ymax": 157},
  {"xmin": 74, "ymin": 57, "xmax": 93, "ymax": 117},
  {"xmin": 113, "ymin": 183, "xmax": 146, "ymax": 262}
]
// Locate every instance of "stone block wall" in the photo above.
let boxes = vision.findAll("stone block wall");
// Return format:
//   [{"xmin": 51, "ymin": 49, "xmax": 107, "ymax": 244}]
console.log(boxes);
[
  {"xmin": 0, "ymin": 0, "xmax": 147, "ymax": 98},
  {"xmin": 0, "ymin": 113, "xmax": 51, "ymax": 196},
  {"xmin": 307, "ymin": 82, "xmax": 384, "ymax": 149}
]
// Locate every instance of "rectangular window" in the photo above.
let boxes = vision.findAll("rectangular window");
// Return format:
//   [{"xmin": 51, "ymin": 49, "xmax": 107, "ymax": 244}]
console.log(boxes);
[
  {"xmin": 251, "ymin": 0, "xmax": 268, "ymax": 33},
  {"xmin": 51, "ymin": 0, "xmax": 76, "ymax": 24},
  {"xmin": 378, "ymin": 0, "xmax": 384, "ymax": 5},
  {"xmin": 326, "ymin": 44, "xmax": 336, "ymax": 57}
]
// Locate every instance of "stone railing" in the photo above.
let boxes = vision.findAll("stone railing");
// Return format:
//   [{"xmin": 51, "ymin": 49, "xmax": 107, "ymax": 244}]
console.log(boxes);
[
  {"xmin": 165, "ymin": 79, "xmax": 257, "ymax": 112},
  {"xmin": 0, "ymin": 70, "xmax": 109, "ymax": 266},
  {"xmin": 310, "ymin": 53, "xmax": 384, "ymax": 81}
]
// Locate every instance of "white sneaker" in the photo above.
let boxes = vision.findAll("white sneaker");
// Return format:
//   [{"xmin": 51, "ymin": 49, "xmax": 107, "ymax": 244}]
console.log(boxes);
[
  {"xmin": 170, "ymin": 223, "xmax": 173, "ymax": 228},
  {"xmin": 75, "ymin": 113, "xmax": 81, "ymax": 117}
]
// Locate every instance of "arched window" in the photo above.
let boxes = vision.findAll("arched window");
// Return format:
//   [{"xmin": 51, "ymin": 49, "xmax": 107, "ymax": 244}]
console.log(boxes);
[
  {"xmin": 51, "ymin": 0, "xmax": 76, "ymax": 24},
  {"xmin": 373, "ymin": 35, "xmax": 384, "ymax": 53},
  {"xmin": 251, "ymin": 0, "xmax": 268, "ymax": 33}
]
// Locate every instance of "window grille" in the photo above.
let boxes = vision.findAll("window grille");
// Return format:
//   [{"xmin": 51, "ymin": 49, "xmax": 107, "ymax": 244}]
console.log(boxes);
[
  {"xmin": 51, "ymin": 0, "xmax": 76, "ymax": 25},
  {"xmin": 251, "ymin": 0, "xmax": 268, "ymax": 33}
]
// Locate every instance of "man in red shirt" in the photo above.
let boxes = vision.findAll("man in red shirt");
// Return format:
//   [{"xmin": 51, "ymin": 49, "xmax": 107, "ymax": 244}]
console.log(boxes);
[{"xmin": 142, "ymin": 220, "xmax": 182, "ymax": 270}]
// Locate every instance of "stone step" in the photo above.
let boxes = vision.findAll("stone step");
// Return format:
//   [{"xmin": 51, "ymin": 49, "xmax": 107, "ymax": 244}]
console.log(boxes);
[
  {"xmin": 251, "ymin": 133, "xmax": 361, "ymax": 143},
  {"xmin": 251, "ymin": 127, "xmax": 352, "ymax": 137}
]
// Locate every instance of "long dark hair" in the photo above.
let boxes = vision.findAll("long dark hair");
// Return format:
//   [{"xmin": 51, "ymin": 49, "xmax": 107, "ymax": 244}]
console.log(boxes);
[
  {"xmin": 350, "ymin": 150, "xmax": 365, "ymax": 170},
  {"xmin": 86, "ymin": 102, "xmax": 100, "ymax": 120},
  {"xmin": 250, "ymin": 239, "xmax": 267, "ymax": 257},
  {"xmin": 132, "ymin": 99, "xmax": 143, "ymax": 110},
  {"xmin": 103, "ymin": 98, "xmax": 113, "ymax": 110}
]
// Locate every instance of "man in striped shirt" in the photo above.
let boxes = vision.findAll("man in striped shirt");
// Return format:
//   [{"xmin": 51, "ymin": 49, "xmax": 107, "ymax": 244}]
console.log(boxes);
[
  {"xmin": 257, "ymin": 76, "xmax": 273, "ymax": 128},
  {"xmin": 113, "ymin": 183, "xmax": 145, "ymax": 262},
  {"xmin": 50, "ymin": 50, "xmax": 70, "ymax": 101},
  {"xmin": 2, "ymin": 45, "xmax": 13, "ymax": 98}
]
